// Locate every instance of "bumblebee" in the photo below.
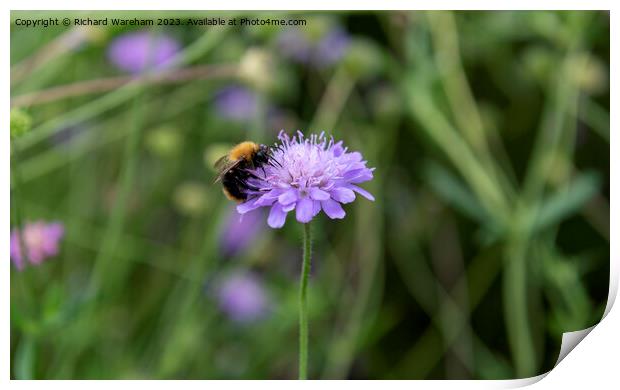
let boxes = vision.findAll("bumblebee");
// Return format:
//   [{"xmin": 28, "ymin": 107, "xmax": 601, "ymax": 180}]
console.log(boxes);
[{"xmin": 214, "ymin": 141, "xmax": 274, "ymax": 202}]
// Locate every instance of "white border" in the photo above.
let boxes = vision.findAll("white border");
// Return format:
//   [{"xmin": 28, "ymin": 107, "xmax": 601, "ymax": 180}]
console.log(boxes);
[
  {"xmin": 4, "ymin": 1, "xmax": 617, "ymax": 388},
  {"xmin": 1, "ymin": 0, "xmax": 617, "ymax": 10}
]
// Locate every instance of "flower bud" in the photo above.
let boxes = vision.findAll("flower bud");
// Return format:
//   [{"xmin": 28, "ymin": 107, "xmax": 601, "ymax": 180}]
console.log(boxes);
[
  {"xmin": 238, "ymin": 48, "xmax": 274, "ymax": 92},
  {"xmin": 10, "ymin": 109, "xmax": 32, "ymax": 140},
  {"xmin": 567, "ymin": 52, "xmax": 606, "ymax": 94},
  {"xmin": 145, "ymin": 126, "xmax": 183, "ymax": 158},
  {"xmin": 79, "ymin": 25, "xmax": 108, "ymax": 45},
  {"xmin": 174, "ymin": 181, "xmax": 209, "ymax": 216}
]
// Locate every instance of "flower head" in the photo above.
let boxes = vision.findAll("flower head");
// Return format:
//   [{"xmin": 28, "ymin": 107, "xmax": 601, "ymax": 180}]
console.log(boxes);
[
  {"xmin": 237, "ymin": 131, "xmax": 375, "ymax": 228},
  {"xmin": 214, "ymin": 86, "xmax": 259, "ymax": 122},
  {"xmin": 216, "ymin": 272, "xmax": 270, "ymax": 323},
  {"xmin": 278, "ymin": 26, "xmax": 350, "ymax": 69},
  {"xmin": 10, "ymin": 221, "xmax": 65, "ymax": 270},
  {"xmin": 107, "ymin": 31, "xmax": 180, "ymax": 74}
]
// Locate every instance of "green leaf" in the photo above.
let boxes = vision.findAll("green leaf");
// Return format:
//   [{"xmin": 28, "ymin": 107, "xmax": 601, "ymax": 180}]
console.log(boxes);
[
  {"xmin": 532, "ymin": 171, "xmax": 601, "ymax": 233},
  {"xmin": 474, "ymin": 340, "xmax": 513, "ymax": 379},
  {"xmin": 424, "ymin": 162, "xmax": 492, "ymax": 224},
  {"xmin": 42, "ymin": 283, "xmax": 64, "ymax": 328},
  {"xmin": 14, "ymin": 337, "xmax": 36, "ymax": 380}
]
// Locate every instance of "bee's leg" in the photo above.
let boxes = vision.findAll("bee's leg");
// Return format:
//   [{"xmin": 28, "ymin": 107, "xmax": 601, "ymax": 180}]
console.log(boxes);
[
  {"xmin": 269, "ymin": 158, "xmax": 282, "ymax": 168},
  {"xmin": 245, "ymin": 170, "xmax": 266, "ymax": 181},
  {"xmin": 265, "ymin": 145, "xmax": 283, "ymax": 168},
  {"xmin": 233, "ymin": 175, "xmax": 261, "ymax": 192},
  {"xmin": 266, "ymin": 153, "xmax": 282, "ymax": 168}
]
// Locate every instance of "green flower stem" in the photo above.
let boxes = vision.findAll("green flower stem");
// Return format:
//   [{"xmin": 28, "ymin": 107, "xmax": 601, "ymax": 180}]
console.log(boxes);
[
  {"xmin": 10, "ymin": 140, "xmax": 30, "ymax": 267},
  {"xmin": 427, "ymin": 11, "xmax": 516, "ymax": 202},
  {"xmin": 503, "ymin": 238, "xmax": 536, "ymax": 378},
  {"xmin": 309, "ymin": 65, "xmax": 355, "ymax": 131},
  {"xmin": 299, "ymin": 222, "xmax": 312, "ymax": 380},
  {"xmin": 87, "ymin": 93, "xmax": 145, "ymax": 298}
]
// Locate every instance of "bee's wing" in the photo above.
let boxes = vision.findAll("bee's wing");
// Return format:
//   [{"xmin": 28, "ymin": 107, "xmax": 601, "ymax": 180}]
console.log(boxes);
[
  {"xmin": 213, "ymin": 155, "xmax": 230, "ymax": 171},
  {"xmin": 213, "ymin": 156, "xmax": 242, "ymax": 183}
]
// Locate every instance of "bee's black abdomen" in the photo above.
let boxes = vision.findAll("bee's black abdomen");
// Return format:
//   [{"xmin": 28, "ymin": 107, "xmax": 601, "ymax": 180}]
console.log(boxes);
[{"xmin": 222, "ymin": 172, "xmax": 248, "ymax": 201}]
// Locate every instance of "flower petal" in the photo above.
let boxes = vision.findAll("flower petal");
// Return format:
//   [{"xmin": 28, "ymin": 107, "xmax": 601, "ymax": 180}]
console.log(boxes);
[
  {"xmin": 348, "ymin": 185, "xmax": 375, "ymax": 201},
  {"xmin": 347, "ymin": 169, "xmax": 374, "ymax": 183},
  {"xmin": 342, "ymin": 168, "xmax": 366, "ymax": 181},
  {"xmin": 312, "ymin": 200, "xmax": 322, "ymax": 217},
  {"xmin": 309, "ymin": 187, "xmax": 330, "ymax": 200},
  {"xmin": 330, "ymin": 187, "xmax": 355, "ymax": 204},
  {"xmin": 9, "ymin": 232, "xmax": 24, "ymax": 270},
  {"xmin": 295, "ymin": 197, "xmax": 314, "ymax": 223},
  {"xmin": 44, "ymin": 222, "xmax": 62, "ymax": 238},
  {"xmin": 332, "ymin": 143, "xmax": 344, "ymax": 157},
  {"xmin": 237, "ymin": 199, "xmax": 261, "ymax": 214},
  {"xmin": 278, "ymin": 189, "xmax": 298, "ymax": 205},
  {"xmin": 351, "ymin": 172, "xmax": 373, "ymax": 183},
  {"xmin": 321, "ymin": 199, "xmax": 346, "ymax": 219},
  {"xmin": 255, "ymin": 189, "xmax": 284, "ymax": 206},
  {"xmin": 346, "ymin": 151, "xmax": 363, "ymax": 162},
  {"xmin": 339, "ymin": 169, "xmax": 372, "ymax": 184},
  {"xmin": 267, "ymin": 204, "xmax": 288, "ymax": 228}
]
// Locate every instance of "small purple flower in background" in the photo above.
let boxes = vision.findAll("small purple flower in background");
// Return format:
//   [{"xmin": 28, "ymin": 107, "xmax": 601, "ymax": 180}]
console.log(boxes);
[
  {"xmin": 277, "ymin": 29, "xmax": 313, "ymax": 64},
  {"xmin": 237, "ymin": 131, "xmax": 375, "ymax": 228},
  {"xmin": 278, "ymin": 27, "xmax": 351, "ymax": 69},
  {"xmin": 216, "ymin": 272, "xmax": 270, "ymax": 323},
  {"xmin": 219, "ymin": 207, "xmax": 265, "ymax": 257},
  {"xmin": 314, "ymin": 28, "xmax": 351, "ymax": 67},
  {"xmin": 107, "ymin": 31, "xmax": 180, "ymax": 74},
  {"xmin": 213, "ymin": 86, "xmax": 259, "ymax": 122},
  {"xmin": 10, "ymin": 221, "xmax": 65, "ymax": 270}
]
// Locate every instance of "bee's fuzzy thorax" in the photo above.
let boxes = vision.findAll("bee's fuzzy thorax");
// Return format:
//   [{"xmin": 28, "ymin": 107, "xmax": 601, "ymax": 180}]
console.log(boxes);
[{"xmin": 229, "ymin": 141, "xmax": 259, "ymax": 162}]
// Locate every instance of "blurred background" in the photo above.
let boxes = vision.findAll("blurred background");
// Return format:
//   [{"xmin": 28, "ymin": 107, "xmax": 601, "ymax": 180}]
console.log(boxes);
[{"xmin": 10, "ymin": 10, "xmax": 609, "ymax": 379}]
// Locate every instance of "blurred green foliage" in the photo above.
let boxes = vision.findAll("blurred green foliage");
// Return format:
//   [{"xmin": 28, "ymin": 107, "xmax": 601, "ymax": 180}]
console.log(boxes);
[{"xmin": 10, "ymin": 10, "xmax": 609, "ymax": 379}]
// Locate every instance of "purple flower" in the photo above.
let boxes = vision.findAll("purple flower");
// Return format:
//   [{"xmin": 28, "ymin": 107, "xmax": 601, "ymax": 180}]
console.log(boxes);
[
  {"xmin": 219, "ymin": 207, "xmax": 264, "ymax": 257},
  {"xmin": 315, "ymin": 28, "xmax": 351, "ymax": 67},
  {"xmin": 10, "ymin": 221, "xmax": 65, "ymax": 270},
  {"xmin": 216, "ymin": 272, "xmax": 270, "ymax": 323},
  {"xmin": 278, "ymin": 27, "xmax": 351, "ymax": 68},
  {"xmin": 214, "ymin": 86, "xmax": 259, "ymax": 122},
  {"xmin": 277, "ymin": 29, "xmax": 313, "ymax": 64},
  {"xmin": 237, "ymin": 131, "xmax": 375, "ymax": 228},
  {"xmin": 107, "ymin": 31, "xmax": 180, "ymax": 74}
]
